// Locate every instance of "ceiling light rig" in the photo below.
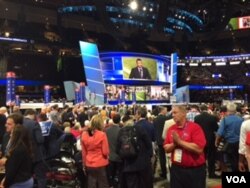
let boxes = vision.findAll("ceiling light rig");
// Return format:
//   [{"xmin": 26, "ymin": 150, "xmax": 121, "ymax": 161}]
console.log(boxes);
[
  {"xmin": 57, "ymin": 1, "xmax": 205, "ymax": 35},
  {"xmin": 1, "ymin": 19, "xmax": 14, "ymax": 38},
  {"xmin": 129, "ymin": 1, "xmax": 138, "ymax": 10}
]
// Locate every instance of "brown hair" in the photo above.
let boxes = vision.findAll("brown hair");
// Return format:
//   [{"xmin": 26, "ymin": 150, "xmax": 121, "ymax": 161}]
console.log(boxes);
[
  {"xmin": 7, "ymin": 125, "xmax": 33, "ymax": 159},
  {"xmin": 7, "ymin": 113, "xmax": 23, "ymax": 126},
  {"xmin": 136, "ymin": 58, "xmax": 142, "ymax": 63}
]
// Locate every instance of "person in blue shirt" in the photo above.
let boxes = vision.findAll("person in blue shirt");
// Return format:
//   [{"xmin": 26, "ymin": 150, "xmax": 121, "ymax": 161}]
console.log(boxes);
[{"xmin": 216, "ymin": 102, "xmax": 244, "ymax": 171}]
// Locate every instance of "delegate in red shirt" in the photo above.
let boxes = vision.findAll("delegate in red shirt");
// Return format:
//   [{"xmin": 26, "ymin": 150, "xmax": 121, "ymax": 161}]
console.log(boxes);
[{"xmin": 164, "ymin": 105, "xmax": 206, "ymax": 167}]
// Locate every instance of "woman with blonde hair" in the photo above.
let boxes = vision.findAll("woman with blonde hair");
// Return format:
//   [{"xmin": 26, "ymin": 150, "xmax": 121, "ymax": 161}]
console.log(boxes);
[{"xmin": 81, "ymin": 114, "xmax": 109, "ymax": 188}]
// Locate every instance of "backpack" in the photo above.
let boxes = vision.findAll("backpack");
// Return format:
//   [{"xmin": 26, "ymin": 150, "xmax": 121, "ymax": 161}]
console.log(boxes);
[{"xmin": 118, "ymin": 126, "xmax": 139, "ymax": 159}]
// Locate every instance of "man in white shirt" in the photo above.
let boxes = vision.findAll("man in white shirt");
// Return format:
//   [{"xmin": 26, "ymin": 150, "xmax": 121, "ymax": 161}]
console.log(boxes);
[{"xmin": 239, "ymin": 119, "xmax": 250, "ymax": 171}]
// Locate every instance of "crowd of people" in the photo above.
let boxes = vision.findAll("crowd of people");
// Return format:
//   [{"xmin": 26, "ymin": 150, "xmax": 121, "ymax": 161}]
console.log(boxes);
[{"xmin": 0, "ymin": 102, "xmax": 248, "ymax": 188}]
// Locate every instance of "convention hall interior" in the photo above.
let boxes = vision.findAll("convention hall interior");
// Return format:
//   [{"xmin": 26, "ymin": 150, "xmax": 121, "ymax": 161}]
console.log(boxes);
[
  {"xmin": 0, "ymin": 1, "xmax": 250, "ymax": 188},
  {"xmin": 0, "ymin": 0, "xmax": 249, "ymax": 105}
]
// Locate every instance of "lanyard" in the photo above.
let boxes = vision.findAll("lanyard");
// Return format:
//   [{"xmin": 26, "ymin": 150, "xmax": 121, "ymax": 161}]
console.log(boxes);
[{"xmin": 180, "ymin": 122, "xmax": 188, "ymax": 139}]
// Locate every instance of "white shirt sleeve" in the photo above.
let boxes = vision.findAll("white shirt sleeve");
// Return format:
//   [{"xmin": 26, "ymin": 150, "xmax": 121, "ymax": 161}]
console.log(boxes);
[
  {"xmin": 162, "ymin": 119, "xmax": 175, "ymax": 140},
  {"xmin": 239, "ymin": 120, "xmax": 250, "ymax": 155}
]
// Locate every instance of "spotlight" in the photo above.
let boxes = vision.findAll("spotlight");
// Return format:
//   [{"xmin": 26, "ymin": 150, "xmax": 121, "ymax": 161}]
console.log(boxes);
[
  {"xmin": 1, "ymin": 19, "xmax": 14, "ymax": 37},
  {"xmin": 4, "ymin": 32, "xmax": 10, "ymax": 37},
  {"xmin": 129, "ymin": 1, "xmax": 138, "ymax": 10}
]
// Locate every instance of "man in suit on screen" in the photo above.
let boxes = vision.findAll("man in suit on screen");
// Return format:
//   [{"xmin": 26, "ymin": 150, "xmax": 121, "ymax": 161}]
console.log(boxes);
[{"xmin": 129, "ymin": 58, "xmax": 152, "ymax": 79}]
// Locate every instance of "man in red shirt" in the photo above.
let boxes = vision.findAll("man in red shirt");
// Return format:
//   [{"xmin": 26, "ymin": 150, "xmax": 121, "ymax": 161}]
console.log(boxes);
[{"xmin": 164, "ymin": 105, "xmax": 206, "ymax": 188}]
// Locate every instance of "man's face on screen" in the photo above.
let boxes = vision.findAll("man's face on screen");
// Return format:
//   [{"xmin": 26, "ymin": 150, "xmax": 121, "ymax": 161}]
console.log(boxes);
[{"xmin": 136, "ymin": 60, "xmax": 143, "ymax": 68}]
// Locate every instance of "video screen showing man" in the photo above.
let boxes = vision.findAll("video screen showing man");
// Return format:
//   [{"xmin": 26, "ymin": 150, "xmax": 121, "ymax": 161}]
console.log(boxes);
[
  {"xmin": 243, "ymin": 17, "xmax": 250, "ymax": 28},
  {"xmin": 129, "ymin": 58, "xmax": 152, "ymax": 79}
]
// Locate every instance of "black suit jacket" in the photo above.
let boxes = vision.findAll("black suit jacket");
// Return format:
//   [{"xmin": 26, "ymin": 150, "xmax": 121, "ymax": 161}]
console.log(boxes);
[
  {"xmin": 194, "ymin": 112, "xmax": 218, "ymax": 146},
  {"xmin": 1, "ymin": 133, "xmax": 10, "ymax": 155},
  {"xmin": 153, "ymin": 114, "xmax": 170, "ymax": 145},
  {"xmin": 129, "ymin": 67, "xmax": 151, "ymax": 79},
  {"xmin": 0, "ymin": 114, "xmax": 6, "ymax": 145},
  {"xmin": 23, "ymin": 118, "xmax": 45, "ymax": 162},
  {"xmin": 135, "ymin": 119, "xmax": 155, "ymax": 142}
]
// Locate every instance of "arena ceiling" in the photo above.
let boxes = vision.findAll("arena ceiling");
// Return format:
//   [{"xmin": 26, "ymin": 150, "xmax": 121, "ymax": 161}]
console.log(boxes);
[
  {"xmin": 3, "ymin": 0, "xmax": 250, "ymax": 56},
  {"xmin": 7, "ymin": 0, "xmax": 250, "ymax": 35}
]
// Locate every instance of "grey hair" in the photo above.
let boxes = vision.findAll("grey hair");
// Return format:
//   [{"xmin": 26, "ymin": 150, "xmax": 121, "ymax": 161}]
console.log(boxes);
[{"xmin": 226, "ymin": 102, "xmax": 236, "ymax": 113}]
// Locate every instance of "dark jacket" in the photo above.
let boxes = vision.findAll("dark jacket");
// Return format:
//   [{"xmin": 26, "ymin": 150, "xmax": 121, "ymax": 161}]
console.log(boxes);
[
  {"xmin": 23, "ymin": 118, "xmax": 45, "ymax": 162},
  {"xmin": 0, "ymin": 114, "xmax": 6, "ymax": 145},
  {"xmin": 194, "ymin": 112, "xmax": 218, "ymax": 146},
  {"xmin": 153, "ymin": 114, "xmax": 170, "ymax": 145},
  {"xmin": 77, "ymin": 112, "xmax": 89, "ymax": 127},
  {"xmin": 106, "ymin": 125, "xmax": 122, "ymax": 162},
  {"xmin": 117, "ymin": 125, "xmax": 152, "ymax": 172},
  {"xmin": 1, "ymin": 133, "xmax": 10, "ymax": 156},
  {"xmin": 42, "ymin": 122, "xmax": 64, "ymax": 159},
  {"xmin": 4, "ymin": 144, "xmax": 33, "ymax": 188},
  {"xmin": 135, "ymin": 119, "xmax": 155, "ymax": 142},
  {"xmin": 129, "ymin": 67, "xmax": 151, "ymax": 79}
]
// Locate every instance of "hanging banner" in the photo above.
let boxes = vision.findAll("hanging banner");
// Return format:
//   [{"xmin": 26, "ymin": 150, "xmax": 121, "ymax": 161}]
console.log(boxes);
[
  {"xmin": 44, "ymin": 85, "xmax": 51, "ymax": 105},
  {"xmin": 245, "ymin": 93, "xmax": 248, "ymax": 104},
  {"xmin": 15, "ymin": 95, "xmax": 20, "ymax": 107},
  {"xmin": 170, "ymin": 53, "xmax": 178, "ymax": 96},
  {"xmin": 132, "ymin": 90, "xmax": 136, "ymax": 104},
  {"xmin": 79, "ymin": 82, "xmax": 86, "ymax": 103},
  {"xmin": 229, "ymin": 89, "xmax": 233, "ymax": 101},
  {"xmin": 104, "ymin": 92, "xmax": 107, "ymax": 104},
  {"xmin": 121, "ymin": 88, "xmax": 125, "ymax": 103},
  {"xmin": 75, "ymin": 88, "xmax": 80, "ymax": 104},
  {"xmin": 118, "ymin": 88, "xmax": 123, "ymax": 104},
  {"xmin": 6, "ymin": 72, "xmax": 16, "ymax": 106}
]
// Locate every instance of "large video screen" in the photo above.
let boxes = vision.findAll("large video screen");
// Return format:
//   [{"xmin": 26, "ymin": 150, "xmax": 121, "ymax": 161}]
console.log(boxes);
[
  {"xmin": 122, "ymin": 57, "xmax": 157, "ymax": 80},
  {"xmin": 100, "ymin": 52, "xmax": 171, "ymax": 83},
  {"xmin": 227, "ymin": 16, "xmax": 250, "ymax": 30},
  {"xmin": 239, "ymin": 16, "xmax": 250, "ymax": 29},
  {"xmin": 105, "ymin": 84, "xmax": 170, "ymax": 101}
]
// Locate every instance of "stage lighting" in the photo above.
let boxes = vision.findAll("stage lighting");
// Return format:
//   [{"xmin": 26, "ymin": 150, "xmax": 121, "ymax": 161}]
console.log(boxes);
[
  {"xmin": 189, "ymin": 63, "xmax": 198, "ymax": 66},
  {"xmin": 212, "ymin": 74, "xmax": 222, "ymax": 78},
  {"xmin": 4, "ymin": 32, "xmax": 10, "ymax": 37},
  {"xmin": 229, "ymin": 61, "xmax": 240, "ymax": 65},
  {"xmin": 215, "ymin": 62, "xmax": 226, "ymax": 66},
  {"xmin": 129, "ymin": 1, "xmax": 138, "ymax": 10}
]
